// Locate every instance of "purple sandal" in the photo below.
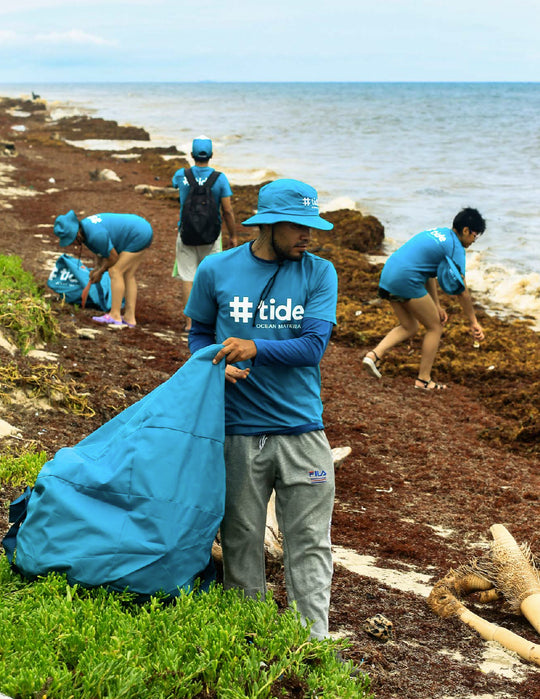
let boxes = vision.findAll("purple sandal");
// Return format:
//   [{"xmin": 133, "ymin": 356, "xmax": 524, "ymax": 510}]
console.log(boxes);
[{"xmin": 92, "ymin": 313, "xmax": 124, "ymax": 326}]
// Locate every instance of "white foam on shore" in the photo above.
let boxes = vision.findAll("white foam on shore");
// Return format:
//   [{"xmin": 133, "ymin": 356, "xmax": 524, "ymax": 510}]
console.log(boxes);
[
  {"xmin": 63, "ymin": 138, "xmax": 156, "ymax": 151},
  {"xmin": 321, "ymin": 196, "xmax": 358, "ymax": 213},
  {"xmin": 48, "ymin": 103, "xmax": 96, "ymax": 121},
  {"xmin": 226, "ymin": 167, "xmax": 280, "ymax": 186},
  {"xmin": 466, "ymin": 251, "xmax": 540, "ymax": 331},
  {"xmin": 7, "ymin": 110, "xmax": 31, "ymax": 118}
]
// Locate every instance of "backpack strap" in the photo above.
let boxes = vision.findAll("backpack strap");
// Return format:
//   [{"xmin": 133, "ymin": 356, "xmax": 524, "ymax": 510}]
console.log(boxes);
[
  {"xmin": 185, "ymin": 168, "xmax": 221, "ymax": 191},
  {"xmin": 205, "ymin": 170, "xmax": 221, "ymax": 190},
  {"xmin": 184, "ymin": 167, "xmax": 197, "ymax": 187}
]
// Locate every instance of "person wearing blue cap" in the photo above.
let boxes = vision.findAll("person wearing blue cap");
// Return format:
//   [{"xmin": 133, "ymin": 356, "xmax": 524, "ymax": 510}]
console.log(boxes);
[
  {"xmin": 53, "ymin": 210, "xmax": 153, "ymax": 327},
  {"xmin": 172, "ymin": 135, "xmax": 237, "ymax": 336},
  {"xmin": 185, "ymin": 179, "xmax": 338, "ymax": 640},
  {"xmin": 363, "ymin": 207, "xmax": 486, "ymax": 389}
]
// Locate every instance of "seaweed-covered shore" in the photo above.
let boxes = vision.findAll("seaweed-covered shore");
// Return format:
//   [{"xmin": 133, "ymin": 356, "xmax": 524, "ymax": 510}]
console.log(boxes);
[{"xmin": 0, "ymin": 95, "xmax": 539, "ymax": 698}]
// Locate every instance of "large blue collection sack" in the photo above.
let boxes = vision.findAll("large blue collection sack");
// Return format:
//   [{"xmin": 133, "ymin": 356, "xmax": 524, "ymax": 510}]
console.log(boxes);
[
  {"xmin": 47, "ymin": 253, "xmax": 112, "ymax": 311},
  {"xmin": 5, "ymin": 345, "xmax": 226, "ymax": 597}
]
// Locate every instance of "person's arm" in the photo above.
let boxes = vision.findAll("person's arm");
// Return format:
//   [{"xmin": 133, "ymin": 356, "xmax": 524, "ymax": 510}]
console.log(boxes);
[
  {"xmin": 188, "ymin": 317, "xmax": 250, "ymax": 385},
  {"xmin": 88, "ymin": 248, "xmax": 119, "ymax": 284},
  {"xmin": 188, "ymin": 319, "xmax": 215, "ymax": 353},
  {"xmin": 426, "ymin": 277, "xmax": 448, "ymax": 325},
  {"xmin": 220, "ymin": 197, "xmax": 237, "ymax": 248},
  {"xmin": 254, "ymin": 317, "xmax": 333, "ymax": 366},
  {"xmin": 457, "ymin": 285, "xmax": 485, "ymax": 341},
  {"xmin": 212, "ymin": 317, "xmax": 334, "ymax": 368}
]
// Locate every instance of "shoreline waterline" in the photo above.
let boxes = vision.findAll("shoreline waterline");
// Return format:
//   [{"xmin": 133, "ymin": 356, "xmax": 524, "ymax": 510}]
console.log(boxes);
[{"xmin": 2, "ymin": 87, "xmax": 539, "ymax": 331}]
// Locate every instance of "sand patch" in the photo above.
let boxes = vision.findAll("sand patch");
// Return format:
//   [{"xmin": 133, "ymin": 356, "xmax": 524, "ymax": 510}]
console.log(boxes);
[
  {"xmin": 0, "ymin": 162, "xmax": 42, "ymax": 206},
  {"xmin": 0, "ymin": 330, "xmax": 17, "ymax": 356},
  {"xmin": 332, "ymin": 545, "xmax": 434, "ymax": 597},
  {"xmin": 0, "ymin": 419, "xmax": 21, "ymax": 438},
  {"xmin": 478, "ymin": 642, "xmax": 532, "ymax": 680},
  {"xmin": 4, "ymin": 388, "xmax": 53, "ymax": 413},
  {"xmin": 27, "ymin": 349, "xmax": 60, "ymax": 362},
  {"xmin": 75, "ymin": 327, "xmax": 102, "ymax": 340},
  {"xmin": 151, "ymin": 330, "xmax": 177, "ymax": 342}
]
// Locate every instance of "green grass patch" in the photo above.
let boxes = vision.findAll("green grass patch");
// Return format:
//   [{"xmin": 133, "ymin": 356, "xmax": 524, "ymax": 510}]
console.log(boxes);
[
  {"xmin": 0, "ymin": 558, "xmax": 371, "ymax": 698},
  {"xmin": 0, "ymin": 453, "xmax": 371, "ymax": 697},
  {"xmin": 0, "ymin": 254, "xmax": 58, "ymax": 353},
  {"xmin": 0, "ymin": 446, "xmax": 48, "ymax": 487}
]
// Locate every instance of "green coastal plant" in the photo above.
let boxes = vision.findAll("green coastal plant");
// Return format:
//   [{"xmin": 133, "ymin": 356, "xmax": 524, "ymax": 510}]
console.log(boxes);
[
  {"xmin": 0, "ymin": 453, "xmax": 370, "ymax": 698},
  {"xmin": 0, "ymin": 446, "xmax": 48, "ymax": 486},
  {"xmin": 0, "ymin": 558, "xmax": 371, "ymax": 698},
  {"xmin": 0, "ymin": 254, "xmax": 58, "ymax": 353}
]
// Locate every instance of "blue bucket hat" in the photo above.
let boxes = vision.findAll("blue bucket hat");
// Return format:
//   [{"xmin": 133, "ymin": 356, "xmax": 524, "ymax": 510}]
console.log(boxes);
[
  {"xmin": 192, "ymin": 135, "xmax": 213, "ymax": 159},
  {"xmin": 54, "ymin": 210, "xmax": 80, "ymax": 247},
  {"xmin": 242, "ymin": 179, "xmax": 333, "ymax": 231}
]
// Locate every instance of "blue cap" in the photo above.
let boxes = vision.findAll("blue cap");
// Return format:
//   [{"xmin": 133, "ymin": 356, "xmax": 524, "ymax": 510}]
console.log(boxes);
[
  {"xmin": 53, "ymin": 210, "xmax": 80, "ymax": 247},
  {"xmin": 242, "ymin": 179, "xmax": 333, "ymax": 231},
  {"xmin": 192, "ymin": 135, "xmax": 213, "ymax": 159}
]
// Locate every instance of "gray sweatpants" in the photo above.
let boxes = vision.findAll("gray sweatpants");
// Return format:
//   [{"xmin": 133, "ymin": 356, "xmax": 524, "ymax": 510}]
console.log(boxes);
[{"xmin": 221, "ymin": 431, "xmax": 335, "ymax": 639}]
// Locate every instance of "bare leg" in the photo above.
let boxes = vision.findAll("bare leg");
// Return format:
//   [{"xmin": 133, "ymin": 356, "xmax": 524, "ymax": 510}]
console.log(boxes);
[
  {"xmin": 372, "ymin": 300, "xmax": 419, "ymax": 358},
  {"xmin": 182, "ymin": 280, "xmax": 193, "ymax": 331},
  {"xmin": 109, "ymin": 250, "xmax": 147, "ymax": 325},
  {"xmin": 405, "ymin": 296, "xmax": 445, "ymax": 383},
  {"xmin": 107, "ymin": 266, "xmax": 126, "ymax": 322},
  {"xmin": 370, "ymin": 295, "xmax": 444, "ymax": 384}
]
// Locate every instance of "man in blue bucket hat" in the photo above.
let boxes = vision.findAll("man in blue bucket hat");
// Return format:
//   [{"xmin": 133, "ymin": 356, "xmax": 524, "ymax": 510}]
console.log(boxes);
[{"xmin": 185, "ymin": 179, "xmax": 338, "ymax": 640}]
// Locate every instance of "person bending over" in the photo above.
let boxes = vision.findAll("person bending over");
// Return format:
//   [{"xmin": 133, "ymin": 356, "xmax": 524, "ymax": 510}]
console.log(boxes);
[
  {"xmin": 363, "ymin": 207, "xmax": 486, "ymax": 390},
  {"xmin": 54, "ymin": 210, "xmax": 153, "ymax": 327}
]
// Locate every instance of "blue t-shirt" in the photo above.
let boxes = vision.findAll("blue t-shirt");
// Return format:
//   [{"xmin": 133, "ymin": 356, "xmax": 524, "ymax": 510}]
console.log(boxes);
[
  {"xmin": 185, "ymin": 243, "xmax": 338, "ymax": 435},
  {"xmin": 80, "ymin": 213, "xmax": 153, "ymax": 258},
  {"xmin": 379, "ymin": 227, "xmax": 466, "ymax": 298},
  {"xmin": 172, "ymin": 166, "xmax": 233, "ymax": 230}
]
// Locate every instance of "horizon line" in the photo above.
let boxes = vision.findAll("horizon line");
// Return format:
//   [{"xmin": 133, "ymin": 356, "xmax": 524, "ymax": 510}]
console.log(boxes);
[{"xmin": 0, "ymin": 79, "xmax": 539, "ymax": 86}]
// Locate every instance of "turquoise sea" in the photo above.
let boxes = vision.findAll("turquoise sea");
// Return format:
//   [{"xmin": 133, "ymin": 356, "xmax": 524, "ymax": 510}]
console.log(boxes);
[{"xmin": 1, "ymin": 82, "xmax": 539, "ymax": 327}]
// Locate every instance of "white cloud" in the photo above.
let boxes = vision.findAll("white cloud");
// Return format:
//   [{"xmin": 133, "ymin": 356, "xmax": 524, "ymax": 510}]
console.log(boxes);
[
  {"xmin": 0, "ymin": 0, "xmax": 161, "ymax": 10},
  {"xmin": 0, "ymin": 0, "xmax": 538, "ymax": 81},
  {"xmin": 0, "ymin": 30, "xmax": 19, "ymax": 42},
  {"xmin": 34, "ymin": 29, "xmax": 117, "ymax": 46}
]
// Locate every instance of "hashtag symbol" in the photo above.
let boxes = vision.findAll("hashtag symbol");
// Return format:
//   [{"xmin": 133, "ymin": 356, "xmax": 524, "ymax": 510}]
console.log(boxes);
[
  {"xmin": 229, "ymin": 296, "xmax": 253, "ymax": 323},
  {"xmin": 302, "ymin": 197, "xmax": 311, "ymax": 206}
]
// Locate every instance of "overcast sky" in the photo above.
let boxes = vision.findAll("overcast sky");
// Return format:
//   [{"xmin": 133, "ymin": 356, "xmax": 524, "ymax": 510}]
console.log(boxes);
[{"xmin": 0, "ymin": 0, "xmax": 538, "ymax": 83}]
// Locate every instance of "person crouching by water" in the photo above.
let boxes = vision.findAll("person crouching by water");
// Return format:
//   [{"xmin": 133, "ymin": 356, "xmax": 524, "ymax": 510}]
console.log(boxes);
[
  {"xmin": 53, "ymin": 210, "xmax": 153, "ymax": 327},
  {"xmin": 363, "ymin": 207, "xmax": 486, "ymax": 390}
]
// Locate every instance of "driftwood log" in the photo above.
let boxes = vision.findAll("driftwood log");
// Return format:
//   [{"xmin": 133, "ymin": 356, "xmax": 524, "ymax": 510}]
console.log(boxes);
[{"xmin": 428, "ymin": 524, "xmax": 540, "ymax": 666}]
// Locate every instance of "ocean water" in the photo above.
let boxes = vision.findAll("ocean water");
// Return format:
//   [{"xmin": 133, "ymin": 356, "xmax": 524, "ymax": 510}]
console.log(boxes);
[{"xmin": 2, "ymin": 81, "xmax": 539, "ymax": 328}]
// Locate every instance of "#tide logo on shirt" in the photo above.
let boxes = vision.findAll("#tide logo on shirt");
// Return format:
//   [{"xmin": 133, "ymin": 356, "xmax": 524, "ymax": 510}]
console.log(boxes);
[{"xmin": 229, "ymin": 296, "xmax": 304, "ymax": 328}]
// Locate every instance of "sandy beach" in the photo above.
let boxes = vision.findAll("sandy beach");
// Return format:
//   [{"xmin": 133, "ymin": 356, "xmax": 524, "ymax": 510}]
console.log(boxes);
[{"xmin": 0, "ymin": 95, "xmax": 539, "ymax": 698}]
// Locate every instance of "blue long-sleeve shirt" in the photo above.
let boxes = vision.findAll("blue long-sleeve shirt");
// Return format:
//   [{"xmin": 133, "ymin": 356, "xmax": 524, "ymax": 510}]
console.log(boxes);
[{"xmin": 189, "ymin": 316, "xmax": 333, "ymax": 367}]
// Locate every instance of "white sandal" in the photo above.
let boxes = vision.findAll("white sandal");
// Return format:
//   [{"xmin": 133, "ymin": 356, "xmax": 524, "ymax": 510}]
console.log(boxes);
[{"xmin": 362, "ymin": 350, "xmax": 382, "ymax": 379}]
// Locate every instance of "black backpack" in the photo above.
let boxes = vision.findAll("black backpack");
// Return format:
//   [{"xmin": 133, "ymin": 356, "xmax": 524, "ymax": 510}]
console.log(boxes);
[{"xmin": 180, "ymin": 168, "xmax": 222, "ymax": 245}]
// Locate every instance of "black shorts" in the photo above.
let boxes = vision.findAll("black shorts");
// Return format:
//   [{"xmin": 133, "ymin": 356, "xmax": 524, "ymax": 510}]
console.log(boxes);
[{"xmin": 378, "ymin": 286, "xmax": 411, "ymax": 303}]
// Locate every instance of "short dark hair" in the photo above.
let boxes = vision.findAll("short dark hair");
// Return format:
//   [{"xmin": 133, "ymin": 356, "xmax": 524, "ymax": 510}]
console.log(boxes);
[{"xmin": 453, "ymin": 207, "xmax": 486, "ymax": 234}]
